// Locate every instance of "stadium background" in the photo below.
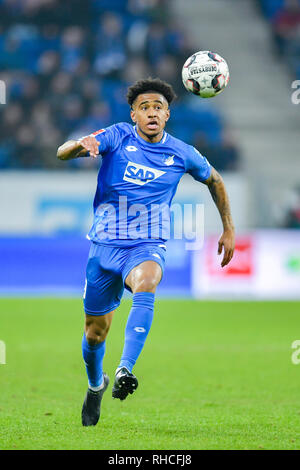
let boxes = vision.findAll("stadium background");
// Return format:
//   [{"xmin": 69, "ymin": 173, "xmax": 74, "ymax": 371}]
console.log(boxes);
[
  {"xmin": 1, "ymin": 0, "xmax": 299, "ymax": 299},
  {"xmin": 1, "ymin": 0, "xmax": 300, "ymax": 451}
]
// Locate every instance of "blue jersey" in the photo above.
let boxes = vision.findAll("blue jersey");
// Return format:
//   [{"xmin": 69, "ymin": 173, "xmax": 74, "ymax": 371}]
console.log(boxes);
[{"xmin": 84, "ymin": 122, "xmax": 211, "ymax": 247}]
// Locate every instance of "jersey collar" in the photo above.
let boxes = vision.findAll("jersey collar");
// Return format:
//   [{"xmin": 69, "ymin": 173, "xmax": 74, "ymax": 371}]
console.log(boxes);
[{"xmin": 133, "ymin": 125, "xmax": 168, "ymax": 145}]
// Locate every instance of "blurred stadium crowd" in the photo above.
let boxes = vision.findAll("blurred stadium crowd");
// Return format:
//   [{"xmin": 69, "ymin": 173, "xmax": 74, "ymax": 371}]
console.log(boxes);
[
  {"xmin": 0, "ymin": 0, "xmax": 240, "ymax": 171},
  {"xmin": 257, "ymin": 0, "xmax": 300, "ymax": 228},
  {"xmin": 257, "ymin": 0, "xmax": 300, "ymax": 79}
]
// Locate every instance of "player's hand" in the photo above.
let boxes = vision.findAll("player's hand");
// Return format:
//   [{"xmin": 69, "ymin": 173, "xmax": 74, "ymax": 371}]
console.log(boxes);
[
  {"xmin": 218, "ymin": 229, "xmax": 235, "ymax": 268},
  {"xmin": 78, "ymin": 136, "xmax": 100, "ymax": 158}
]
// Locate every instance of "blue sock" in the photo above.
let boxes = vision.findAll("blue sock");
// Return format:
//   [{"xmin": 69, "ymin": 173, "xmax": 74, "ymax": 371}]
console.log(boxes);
[
  {"xmin": 118, "ymin": 292, "xmax": 155, "ymax": 373},
  {"xmin": 82, "ymin": 332, "xmax": 105, "ymax": 389}
]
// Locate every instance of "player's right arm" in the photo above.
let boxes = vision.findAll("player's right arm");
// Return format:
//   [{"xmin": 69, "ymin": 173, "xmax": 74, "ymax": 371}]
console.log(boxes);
[{"xmin": 57, "ymin": 136, "xmax": 100, "ymax": 160}]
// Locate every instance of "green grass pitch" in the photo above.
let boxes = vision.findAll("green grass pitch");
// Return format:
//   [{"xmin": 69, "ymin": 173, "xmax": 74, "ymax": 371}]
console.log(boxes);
[{"xmin": 0, "ymin": 298, "xmax": 300, "ymax": 450}]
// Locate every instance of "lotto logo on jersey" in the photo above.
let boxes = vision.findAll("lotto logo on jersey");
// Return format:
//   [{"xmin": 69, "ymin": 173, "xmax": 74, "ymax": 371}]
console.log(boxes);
[{"xmin": 123, "ymin": 161, "xmax": 166, "ymax": 186}]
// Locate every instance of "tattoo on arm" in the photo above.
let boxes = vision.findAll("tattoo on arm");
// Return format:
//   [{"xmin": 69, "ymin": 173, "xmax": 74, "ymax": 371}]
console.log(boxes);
[{"xmin": 205, "ymin": 168, "xmax": 234, "ymax": 232}]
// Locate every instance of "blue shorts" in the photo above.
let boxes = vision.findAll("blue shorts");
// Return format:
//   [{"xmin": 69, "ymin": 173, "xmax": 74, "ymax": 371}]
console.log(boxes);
[{"xmin": 83, "ymin": 242, "xmax": 166, "ymax": 316}]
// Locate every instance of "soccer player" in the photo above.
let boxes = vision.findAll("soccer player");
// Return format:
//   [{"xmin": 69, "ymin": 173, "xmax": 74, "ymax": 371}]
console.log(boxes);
[{"xmin": 57, "ymin": 78, "xmax": 235, "ymax": 426}]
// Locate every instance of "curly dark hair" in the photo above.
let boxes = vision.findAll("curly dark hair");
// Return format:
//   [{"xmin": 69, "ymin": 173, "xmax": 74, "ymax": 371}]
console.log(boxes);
[{"xmin": 127, "ymin": 77, "xmax": 177, "ymax": 108}]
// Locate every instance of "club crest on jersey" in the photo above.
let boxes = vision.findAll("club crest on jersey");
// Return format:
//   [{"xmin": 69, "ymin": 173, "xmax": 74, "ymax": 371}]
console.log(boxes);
[
  {"xmin": 123, "ymin": 162, "xmax": 165, "ymax": 186},
  {"xmin": 163, "ymin": 154, "xmax": 175, "ymax": 166}
]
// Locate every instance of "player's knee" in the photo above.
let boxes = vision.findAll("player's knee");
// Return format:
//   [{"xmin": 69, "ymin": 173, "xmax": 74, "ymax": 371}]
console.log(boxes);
[
  {"xmin": 85, "ymin": 330, "xmax": 102, "ymax": 346},
  {"xmin": 133, "ymin": 276, "xmax": 158, "ymax": 293},
  {"xmin": 85, "ymin": 329, "xmax": 106, "ymax": 345},
  {"xmin": 85, "ymin": 320, "xmax": 110, "ymax": 345}
]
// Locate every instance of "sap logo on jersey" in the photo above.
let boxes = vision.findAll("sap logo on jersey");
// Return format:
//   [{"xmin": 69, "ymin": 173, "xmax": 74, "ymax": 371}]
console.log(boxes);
[{"xmin": 123, "ymin": 162, "xmax": 166, "ymax": 186}]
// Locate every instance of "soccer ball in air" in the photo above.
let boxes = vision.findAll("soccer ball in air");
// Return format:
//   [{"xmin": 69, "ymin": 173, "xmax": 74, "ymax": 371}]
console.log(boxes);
[{"xmin": 182, "ymin": 51, "xmax": 230, "ymax": 98}]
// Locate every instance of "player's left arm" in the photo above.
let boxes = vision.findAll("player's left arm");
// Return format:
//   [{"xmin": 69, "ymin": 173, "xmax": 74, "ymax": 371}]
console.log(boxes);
[{"xmin": 203, "ymin": 167, "xmax": 235, "ymax": 267}]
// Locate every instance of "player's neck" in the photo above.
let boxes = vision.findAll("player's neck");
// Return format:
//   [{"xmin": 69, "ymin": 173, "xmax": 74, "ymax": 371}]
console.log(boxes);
[{"xmin": 136, "ymin": 125, "xmax": 164, "ymax": 144}]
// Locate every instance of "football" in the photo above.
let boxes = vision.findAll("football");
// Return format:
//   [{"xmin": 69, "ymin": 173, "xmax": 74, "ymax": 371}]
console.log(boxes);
[{"xmin": 182, "ymin": 50, "xmax": 230, "ymax": 98}]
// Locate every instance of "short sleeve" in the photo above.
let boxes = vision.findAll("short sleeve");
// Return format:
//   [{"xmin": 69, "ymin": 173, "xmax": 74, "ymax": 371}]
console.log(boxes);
[
  {"xmin": 80, "ymin": 124, "xmax": 120, "ymax": 157},
  {"xmin": 185, "ymin": 146, "xmax": 212, "ymax": 182},
  {"xmin": 92, "ymin": 124, "xmax": 121, "ymax": 155}
]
